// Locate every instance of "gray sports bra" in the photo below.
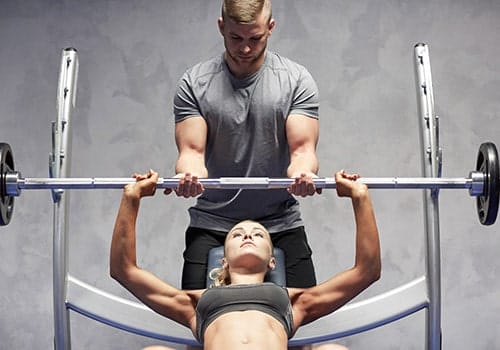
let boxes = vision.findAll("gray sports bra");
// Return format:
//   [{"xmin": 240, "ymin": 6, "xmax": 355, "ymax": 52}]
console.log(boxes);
[{"xmin": 195, "ymin": 282, "xmax": 294, "ymax": 343}]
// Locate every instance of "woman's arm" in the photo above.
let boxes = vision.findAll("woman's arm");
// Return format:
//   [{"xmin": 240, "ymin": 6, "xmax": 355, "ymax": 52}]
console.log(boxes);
[
  {"xmin": 110, "ymin": 170, "xmax": 198, "ymax": 330},
  {"xmin": 291, "ymin": 170, "xmax": 381, "ymax": 328}
]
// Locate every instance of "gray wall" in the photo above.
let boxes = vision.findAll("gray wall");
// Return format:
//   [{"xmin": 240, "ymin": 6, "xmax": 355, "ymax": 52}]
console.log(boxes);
[{"xmin": 1, "ymin": 0, "xmax": 499, "ymax": 349}]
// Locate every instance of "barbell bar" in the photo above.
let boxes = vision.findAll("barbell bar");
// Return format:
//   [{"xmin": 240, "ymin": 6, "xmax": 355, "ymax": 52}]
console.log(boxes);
[
  {"xmin": 6, "ymin": 174, "xmax": 484, "ymax": 192},
  {"xmin": 1, "ymin": 141, "xmax": 499, "ymax": 226}
]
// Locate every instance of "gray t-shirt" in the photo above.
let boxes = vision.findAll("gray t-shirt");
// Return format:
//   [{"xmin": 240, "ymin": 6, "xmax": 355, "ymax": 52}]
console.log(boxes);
[{"xmin": 174, "ymin": 51, "xmax": 319, "ymax": 233}]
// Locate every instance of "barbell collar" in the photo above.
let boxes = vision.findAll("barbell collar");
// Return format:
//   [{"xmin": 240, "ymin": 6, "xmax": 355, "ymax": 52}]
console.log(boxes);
[
  {"xmin": 5, "ymin": 171, "xmax": 484, "ymax": 196},
  {"xmin": 5, "ymin": 172, "xmax": 22, "ymax": 197},
  {"xmin": 468, "ymin": 171, "xmax": 486, "ymax": 196}
]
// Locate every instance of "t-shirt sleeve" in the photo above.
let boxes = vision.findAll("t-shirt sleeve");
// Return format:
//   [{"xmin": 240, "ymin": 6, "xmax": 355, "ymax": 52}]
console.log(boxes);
[
  {"xmin": 289, "ymin": 67, "xmax": 319, "ymax": 119},
  {"xmin": 173, "ymin": 71, "xmax": 201, "ymax": 123}
]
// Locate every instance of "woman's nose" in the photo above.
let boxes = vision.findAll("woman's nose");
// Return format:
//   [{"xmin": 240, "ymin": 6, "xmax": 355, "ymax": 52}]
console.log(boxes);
[{"xmin": 243, "ymin": 233, "xmax": 253, "ymax": 240}]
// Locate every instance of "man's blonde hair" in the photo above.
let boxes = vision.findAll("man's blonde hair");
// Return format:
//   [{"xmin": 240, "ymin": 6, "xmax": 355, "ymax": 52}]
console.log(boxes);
[{"xmin": 221, "ymin": 0, "xmax": 272, "ymax": 24}]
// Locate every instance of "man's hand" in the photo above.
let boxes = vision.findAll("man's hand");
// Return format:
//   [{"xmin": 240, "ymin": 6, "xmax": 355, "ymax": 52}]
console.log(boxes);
[
  {"xmin": 163, "ymin": 172, "xmax": 204, "ymax": 198},
  {"xmin": 288, "ymin": 173, "xmax": 322, "ymax": 197}
]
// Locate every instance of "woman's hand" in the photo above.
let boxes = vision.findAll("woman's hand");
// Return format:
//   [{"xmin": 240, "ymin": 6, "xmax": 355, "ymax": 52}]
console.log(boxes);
[
  {"xmin": 124, "ymin": 169, "xmax": 159, "ymax": 199},
  {"xmin": 335, "ymin": 170, "xmax": 367, "ymax": 199}
]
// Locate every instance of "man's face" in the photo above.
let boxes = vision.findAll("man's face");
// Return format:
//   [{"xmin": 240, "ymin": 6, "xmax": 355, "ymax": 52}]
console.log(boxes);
[{"xmin": 218, "ymin": 11, "xmax": 275, "ymax": 77}]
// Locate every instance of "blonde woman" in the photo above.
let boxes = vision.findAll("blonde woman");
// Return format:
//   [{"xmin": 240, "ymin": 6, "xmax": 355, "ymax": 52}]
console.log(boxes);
[{"xmin": 111, "ymin": 170, "xmax": 381, "ymax": 350}]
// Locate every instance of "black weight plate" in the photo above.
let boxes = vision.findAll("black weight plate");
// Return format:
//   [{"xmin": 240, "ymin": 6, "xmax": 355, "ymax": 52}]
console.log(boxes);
[
  {"xmin": 0, "ymin": 142, "xmax": 15, "ymax": 226},
  {"xmin": 476, "ymin": 142, "xmax": 499, "ymax": 225}
]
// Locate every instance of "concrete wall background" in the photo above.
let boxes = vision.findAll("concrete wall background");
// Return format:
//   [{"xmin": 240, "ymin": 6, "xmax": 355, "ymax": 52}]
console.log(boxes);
[{"xmin": 1, "ymin": 1, "xmax": 499, "ymax": 349}]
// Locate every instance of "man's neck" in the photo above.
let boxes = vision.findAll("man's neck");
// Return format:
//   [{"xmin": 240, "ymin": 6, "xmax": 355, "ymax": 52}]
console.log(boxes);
[{"xmin": 224, "ymin": 51, "xmax": 266, "ymax": 79}]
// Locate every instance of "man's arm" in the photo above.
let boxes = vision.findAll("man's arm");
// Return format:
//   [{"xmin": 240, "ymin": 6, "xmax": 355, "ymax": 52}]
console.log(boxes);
[
  {"xmin": 175, "ymin": 116, "xmax": 208, "ymax": 177},
  {"xmin": 286, "ymin": 114, "xmax": 320, "ymax": 196},
  {"xmin": 165, "ymin": 116, "xmax": 208, "ymax": 197}
]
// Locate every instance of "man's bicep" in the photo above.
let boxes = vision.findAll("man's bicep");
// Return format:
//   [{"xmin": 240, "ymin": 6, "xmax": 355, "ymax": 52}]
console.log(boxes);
[
  {"xmin": 175, "ymin": 116, "xmax": 208, "ymax": 153},
  {"xmin": 286, "ymin": 114, "xmax": 319, "ymax": 152}
]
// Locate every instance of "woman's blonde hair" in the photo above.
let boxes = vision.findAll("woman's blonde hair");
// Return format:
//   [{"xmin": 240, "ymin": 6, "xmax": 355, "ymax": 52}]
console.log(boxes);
[
  {"xmin": 221, "ymin": 0, "xmax": 272, "ymax": 24},
  {"xmin": 208, "ymin": 266, "xmax": 231, "ymax": 287}
]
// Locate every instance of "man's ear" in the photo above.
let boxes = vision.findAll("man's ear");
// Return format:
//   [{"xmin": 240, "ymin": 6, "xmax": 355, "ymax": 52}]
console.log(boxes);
[
  {"xmin": 217, "ymin": 17, "xmax": 224, "ymax": 35},
  {"xmin": 268, "ymin": 18, "xmax": 275, "ymax": 35}
]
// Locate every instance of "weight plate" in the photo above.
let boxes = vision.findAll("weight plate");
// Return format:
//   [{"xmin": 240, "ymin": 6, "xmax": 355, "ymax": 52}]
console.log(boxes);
[
  {"xmin": 476, "ymin": 142, "xmax": 499, "ymax": 225},
  {"xmin": 0, "ymin": 143, "xmax": 15, "ymax": 226}
]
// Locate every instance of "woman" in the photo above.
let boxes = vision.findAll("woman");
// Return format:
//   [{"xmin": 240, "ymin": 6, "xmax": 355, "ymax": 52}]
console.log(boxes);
[{"xmin": 110, "ymin": 170, "xmax": 381, "ymax": 350}]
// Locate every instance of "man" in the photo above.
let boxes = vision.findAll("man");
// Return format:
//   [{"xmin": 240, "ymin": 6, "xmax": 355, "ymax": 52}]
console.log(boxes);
[
  {"xmin": 167, "ymin": 1, "xmax": 342, "ymax": 348},
  {"xmin": 171, "ymin": 0, "xmax": 319, "ymax": 303}
]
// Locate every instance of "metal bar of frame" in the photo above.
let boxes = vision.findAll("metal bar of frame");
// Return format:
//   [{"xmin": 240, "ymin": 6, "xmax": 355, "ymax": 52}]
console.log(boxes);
[
  {"xmin": 65, "ymin": 274, "xmax": 428, "ymax": 346},
  {"xmin": 52, "ymin": 48, "xmax": 78, "ymax": 350},
  {"xmin": 414, "ymin": 43, "xmax": 442, "ymax": 350}
]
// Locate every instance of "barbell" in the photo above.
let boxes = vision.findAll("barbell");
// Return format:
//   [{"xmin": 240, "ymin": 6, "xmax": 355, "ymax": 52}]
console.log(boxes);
[{"xmin": 1, "ymin": 141, "xmax": 499, "ymax": 227}]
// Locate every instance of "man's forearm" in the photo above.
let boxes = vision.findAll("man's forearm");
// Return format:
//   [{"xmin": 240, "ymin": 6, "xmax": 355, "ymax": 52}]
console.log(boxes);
[
  {"xmin": 175, "ymin": 152, "xmax": 208, "ymax": 177},
  {"xmin": 287, "ymin": 151, "xmax": 319, "ymax": 178}
]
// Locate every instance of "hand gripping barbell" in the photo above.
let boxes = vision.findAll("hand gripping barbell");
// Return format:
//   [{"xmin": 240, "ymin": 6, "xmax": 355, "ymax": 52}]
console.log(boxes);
[{"xmin": 0, "ymin": 142, "xmax": 498, "ymax": 226}]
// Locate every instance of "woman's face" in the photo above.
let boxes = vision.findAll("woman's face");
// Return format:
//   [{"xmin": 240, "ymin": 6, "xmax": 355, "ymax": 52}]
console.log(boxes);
[{"xmin": 224, "ymin": 220, "xmax": 274, "ymax": 270}]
